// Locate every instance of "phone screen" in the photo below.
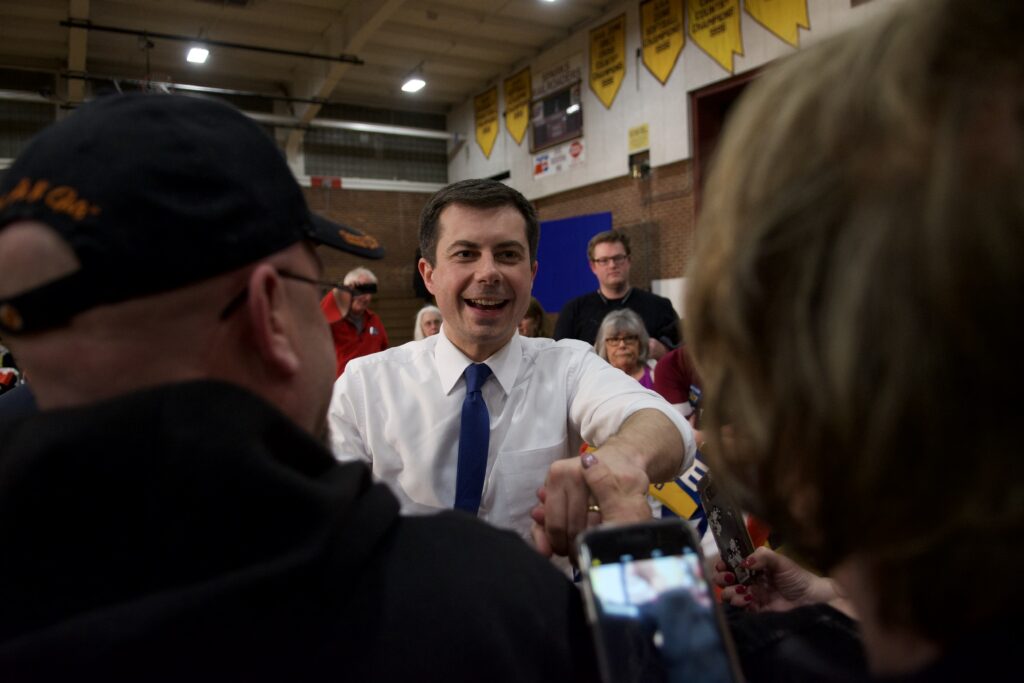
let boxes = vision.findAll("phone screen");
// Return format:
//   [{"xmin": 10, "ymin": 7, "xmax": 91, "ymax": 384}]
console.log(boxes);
[{"xmin": 579, "ymin": 521, "xmax": 740, "ymax": 683}]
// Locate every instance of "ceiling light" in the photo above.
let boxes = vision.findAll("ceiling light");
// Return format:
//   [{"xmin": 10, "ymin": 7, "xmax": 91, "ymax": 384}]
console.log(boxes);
[
  {"xmin": 186, "ymin": 47, "xmax": 209, "ymax": 64},
  {"xmin": 566, "ymin": 103, "xmax": 580, "ymax": 115},
  {"xmin": 401, "ymin": 63, "xmax": 426, "ymax": 93},
  {"xmin": 401, "ymin": 77, "xmax": 426, "ymax": 93}
]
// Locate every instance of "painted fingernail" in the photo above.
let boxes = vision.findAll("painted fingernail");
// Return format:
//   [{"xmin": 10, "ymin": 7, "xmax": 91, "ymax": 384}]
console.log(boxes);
[
  {"xmin": 582, "ymin": 453, "xmax": 598, "ymax": 469},
  {"xmin": 741, "ymin": 557, "xmax": 755, "ymax": 568},
  {"xmin": 735, "ymin": 585, "xmax": 747, "ymax": 595},
  {"xmin": 723, "ymin": 572, "xmax": 736, "ymax": 585},
  {"xmin": 744, "ymin": 594, "xmax": 754, "ymax": 602}
]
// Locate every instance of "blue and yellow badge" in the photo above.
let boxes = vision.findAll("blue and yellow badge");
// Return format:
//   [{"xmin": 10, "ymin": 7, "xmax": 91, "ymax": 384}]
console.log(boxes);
[{"xmin": 649, "ymin": 450, "xmax": 709, "ymax": 536}]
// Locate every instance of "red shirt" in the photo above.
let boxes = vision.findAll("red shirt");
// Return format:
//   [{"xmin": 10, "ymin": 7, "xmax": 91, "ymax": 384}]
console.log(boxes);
[{"xmin": 320, "ymin": 293, "xmax": 389, "ymax": 377}]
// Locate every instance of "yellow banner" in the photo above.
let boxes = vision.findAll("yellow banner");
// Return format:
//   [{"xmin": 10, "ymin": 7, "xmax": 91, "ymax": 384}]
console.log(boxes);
[
  {"xmin": 688, "ymin": 0, "xmax": 743, "ymax": 74},
  {"xmin": 745, "ymin": 0, "xmax": 809, "ymax": 48},
  {"xmin": 640, "ymin": 0, "xmax": 685, "ymax": 85},
  {"xmin": 474, "ymin": 86, "xmax": 499, "ymax": 159},
  {"xmin": 503, "ymin": 68, "xmax": 531, "ymax": 146},
  {"xmin": 589, "ymin": 14, "xmax": 627, "ymax": 109}
]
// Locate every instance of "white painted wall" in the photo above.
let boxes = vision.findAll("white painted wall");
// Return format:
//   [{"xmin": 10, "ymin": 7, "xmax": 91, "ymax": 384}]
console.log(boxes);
[{"xmin": 447, "ymin": 0, "xmax": 900, "ymax": 201}]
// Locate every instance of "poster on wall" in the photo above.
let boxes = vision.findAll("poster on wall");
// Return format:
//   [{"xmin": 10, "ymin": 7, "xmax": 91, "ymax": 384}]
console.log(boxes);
[
  {"xmin": 640, "ymin": 0, "xmax": 685, "ymax": 85},
  {"xmin": 504, "ymin": 68, "xmax": 531, "ymax": 145},
  {"xmin": 688, "ymin": 0, "xmax": 744, "ymax": 73},
  {"xmin": 745, "ymin": 0, "xmax": 809, "ymax": 48},
  {"xmin": 474, "ymin": 86, "xmax": 499, "ymax": 159},
  {"xmin": 589, "ymin": 14, "xmax": 627, "ymax": 109},
  {"xmin": 533, "ymin": 138, "xmax": 586, "ymax": 179},
  {"xmin": 629, "ymin": 124, "xmax": 650, "ymax": 153}
]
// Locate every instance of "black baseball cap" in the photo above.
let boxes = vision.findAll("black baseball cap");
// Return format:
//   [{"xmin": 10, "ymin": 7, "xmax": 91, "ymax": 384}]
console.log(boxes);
[{"xmin": 0, "ymin": 93, "xmax": 384, "ymax": 334}]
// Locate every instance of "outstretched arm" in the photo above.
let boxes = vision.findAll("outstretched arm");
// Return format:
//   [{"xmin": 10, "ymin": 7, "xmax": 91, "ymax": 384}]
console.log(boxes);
[{"xmin": 539, "ymin": 408, "xmax": 685, "ymax": 557}]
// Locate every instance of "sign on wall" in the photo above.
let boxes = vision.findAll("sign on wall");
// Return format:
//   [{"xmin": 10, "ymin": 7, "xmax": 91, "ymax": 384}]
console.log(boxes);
[
  {"xmin": 534, "ymin": 55, "xmax": 583, "ymax": 99},
  {"xmin": 688, "ymin": 0, "xmax": 744, "ymax": 73},
  {"xmin": 533, "ymin": 138, "xmax": 586, "ymax": 179},
  {"xmin": 745, "ymin": 0, "xmax": 810, "ymax": 48},
  {"xmin": 530, "ymin": 82, "xmax": 583, "ymax": 153},
  {"xmin": 504, "ymin": 68, "xmax": 531, "ymax": 145},
  {"xmin": 629, "ymin": 123, "xmax": 650, "ymax": 153},
  {"xmin": 640, "ymin": 0, "xmax": 685, "ymax": 85},
  {"xmin": 474, "ymin": 86, "xmax": 499, "ymax": 158},
  {"xmin": 589, "ymin": 14, "xmax": 627, "ymax": 109}
]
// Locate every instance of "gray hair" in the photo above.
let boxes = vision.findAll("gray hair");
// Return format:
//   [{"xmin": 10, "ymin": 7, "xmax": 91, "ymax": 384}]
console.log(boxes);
[
  {"xmin": 413, "ymin": 305, "xmax": 442, "ymax": 341},
  {"xmin": 594, "ymin": 309, "xmax": 649, "ymax": 364},
  {"xmin": 343, "ymin": 267, "xmax": 377, "ymax": 286}
]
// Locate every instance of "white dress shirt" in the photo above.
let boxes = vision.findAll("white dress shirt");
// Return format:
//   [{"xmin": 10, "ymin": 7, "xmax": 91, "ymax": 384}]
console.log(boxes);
[{"xmin": 328, "ymin": 329, "xmax": 695, "ymax": 543}]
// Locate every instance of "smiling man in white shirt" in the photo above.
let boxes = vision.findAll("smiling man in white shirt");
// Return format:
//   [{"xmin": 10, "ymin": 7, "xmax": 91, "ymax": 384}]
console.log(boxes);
[{"xmin": 328, "ymin": 179, "xmax": 694, "ymax": 557}]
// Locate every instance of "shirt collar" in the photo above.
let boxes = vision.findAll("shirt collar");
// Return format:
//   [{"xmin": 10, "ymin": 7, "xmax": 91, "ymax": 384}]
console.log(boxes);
[{"xmin": 435, "ymin": 327, "xmax": 521, "ymax": 397}]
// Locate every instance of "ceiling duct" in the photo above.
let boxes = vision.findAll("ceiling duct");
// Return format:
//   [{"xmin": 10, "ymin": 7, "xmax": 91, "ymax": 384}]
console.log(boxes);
[{"xmin": 194, "ymin": 0, "xmax": 253, "ymax": 7}]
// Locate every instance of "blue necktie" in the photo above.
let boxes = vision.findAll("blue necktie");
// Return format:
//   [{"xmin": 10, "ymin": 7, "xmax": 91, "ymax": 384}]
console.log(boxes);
[{"xmin": 454, "ymin": 363, "xmax": 493, "ymax": 513}]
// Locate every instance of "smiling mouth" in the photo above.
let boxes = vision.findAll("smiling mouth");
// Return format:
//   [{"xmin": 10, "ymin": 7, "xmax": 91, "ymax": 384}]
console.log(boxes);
[{"xmin": 465, "ymin": 298, "xmax": 509, "ymax": 311}]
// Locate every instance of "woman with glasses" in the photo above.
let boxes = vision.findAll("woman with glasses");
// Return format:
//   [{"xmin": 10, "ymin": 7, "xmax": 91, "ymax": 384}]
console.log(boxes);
[{"xmin": 594, "ymin": 309, "xmax": 653, "ymax": 389}]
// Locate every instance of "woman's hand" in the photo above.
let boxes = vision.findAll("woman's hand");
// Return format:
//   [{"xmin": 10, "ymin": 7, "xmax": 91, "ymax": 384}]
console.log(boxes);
[{"xmin": 712, "ymin": 546, "xmax": 841, "ymax": 612}]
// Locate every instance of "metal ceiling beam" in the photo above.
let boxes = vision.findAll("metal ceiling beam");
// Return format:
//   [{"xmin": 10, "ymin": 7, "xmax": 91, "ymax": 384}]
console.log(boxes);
[
  {"xmin": 66, "ymin": 1, "xmax": 90, "ymax": 104},
  {"xmin": 61, "ymin": 72, "xmax": 330, "ymax": 106},
  {"xmin": 58, "ymin": 18, "xmax": 364, "ymax": 65},
  {"xmin": 0, "ymin": 89, "xmax": 451, "ymax": 141},
  {"xmin": 285, "ymin": 0, "xmax": 409, "ymax": 162},
  {"xmin": 247, "ymin": 112, "xmax": 452, "ymax": 140}
]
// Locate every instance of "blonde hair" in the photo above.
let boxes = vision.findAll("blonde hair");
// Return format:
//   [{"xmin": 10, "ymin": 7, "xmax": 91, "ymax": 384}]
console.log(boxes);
[{"xmin": 686, "ymin": 0, "xmax": 1024, "ymax": 644}]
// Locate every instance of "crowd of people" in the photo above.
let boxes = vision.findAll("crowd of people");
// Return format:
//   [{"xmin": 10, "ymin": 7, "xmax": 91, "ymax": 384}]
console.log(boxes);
[{"xmin": 0, "ymin": 0, "xmax": 1019, "ymax": 680}]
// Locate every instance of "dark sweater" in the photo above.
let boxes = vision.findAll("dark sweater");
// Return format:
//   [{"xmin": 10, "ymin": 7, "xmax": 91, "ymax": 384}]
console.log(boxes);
[
  {"xmin": 0, "ymin": 381, "xmax": 597, "ymax": 682},
  {"xmin": 554, "ymin": 288, "xmax": 680, "ymax": 347}
]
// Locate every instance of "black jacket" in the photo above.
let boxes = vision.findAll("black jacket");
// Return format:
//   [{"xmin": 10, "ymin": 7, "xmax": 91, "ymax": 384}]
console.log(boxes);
[{"xmin": 0, "ymin": 381, "xmax": 597, "ymax": 682}]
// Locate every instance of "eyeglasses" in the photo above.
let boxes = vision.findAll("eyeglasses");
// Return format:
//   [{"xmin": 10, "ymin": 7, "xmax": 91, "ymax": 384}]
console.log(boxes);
[
  {"xmin": 592, "ymin": 254, "xmax": 629, "ymax": 267},
  {"xmin": 604, "ymin": 334, "xmax": 639, "ymax": 347},
  {"xmin": 219, "ymin": 269, "xmax": 340, "ymax": 320}
]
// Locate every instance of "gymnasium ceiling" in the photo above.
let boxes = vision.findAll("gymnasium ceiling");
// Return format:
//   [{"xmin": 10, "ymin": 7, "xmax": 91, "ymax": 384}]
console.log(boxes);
[{"xmin": 0, "ymin": 0, "xmax": 612, "ymax": 115}]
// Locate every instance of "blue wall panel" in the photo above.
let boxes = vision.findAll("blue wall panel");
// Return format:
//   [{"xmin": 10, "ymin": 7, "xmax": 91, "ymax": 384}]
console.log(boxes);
[{"xmin": 532, "ymin": 212, "xmax": 612, "ymax": 313}]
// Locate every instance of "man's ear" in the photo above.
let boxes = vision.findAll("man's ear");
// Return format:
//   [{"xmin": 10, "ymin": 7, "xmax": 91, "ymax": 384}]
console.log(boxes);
[
  {"xmin": 530, "ymin": 259, "xmax": 539, "ymax": 283},
  {"xmin": 588, "ymin": 258, "xmax": 599, "ymax": 277},
  {"xmin": 418, "ymin": 257, "xmax": 437, "ymax": 295},
  {"xmin": 245, "ymin": 265, "xmax": 300, "ymax": 376}
]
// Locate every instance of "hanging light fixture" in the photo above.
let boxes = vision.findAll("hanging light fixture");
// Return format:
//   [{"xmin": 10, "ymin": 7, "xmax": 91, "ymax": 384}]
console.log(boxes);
[
  {"xmin": 401, "ymin": 63, "xmax": 426, "ymax": 93},
  {"xmin": 186, "ymin": 46, "xmax": 209, "ymax": 64}
]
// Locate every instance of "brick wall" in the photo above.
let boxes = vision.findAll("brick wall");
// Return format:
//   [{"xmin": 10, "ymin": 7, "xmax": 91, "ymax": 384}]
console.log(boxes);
[
  {"xmin": 533, "ymin": 159, "xmax": 696, "ymax": 287},
  {"xmin": 303, "ymin": 162, "xmax": 695, "ymax": 341},
  {"xmin": 304, "ymin": 186, "xmax": 433, "ymax": 297},
  {"xmin": 305, "ymin": 186, "xmax": 435, "ymax": 346}
]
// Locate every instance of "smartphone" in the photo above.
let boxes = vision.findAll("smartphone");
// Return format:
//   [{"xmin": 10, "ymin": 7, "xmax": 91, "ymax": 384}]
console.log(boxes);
[
  {"xmin": 577, "ymin": 519, "xmax": 744, "ymax": 683},
  {"xmin": 698, "ymin": 472, "xmax": 759, "ymax": 584}
]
